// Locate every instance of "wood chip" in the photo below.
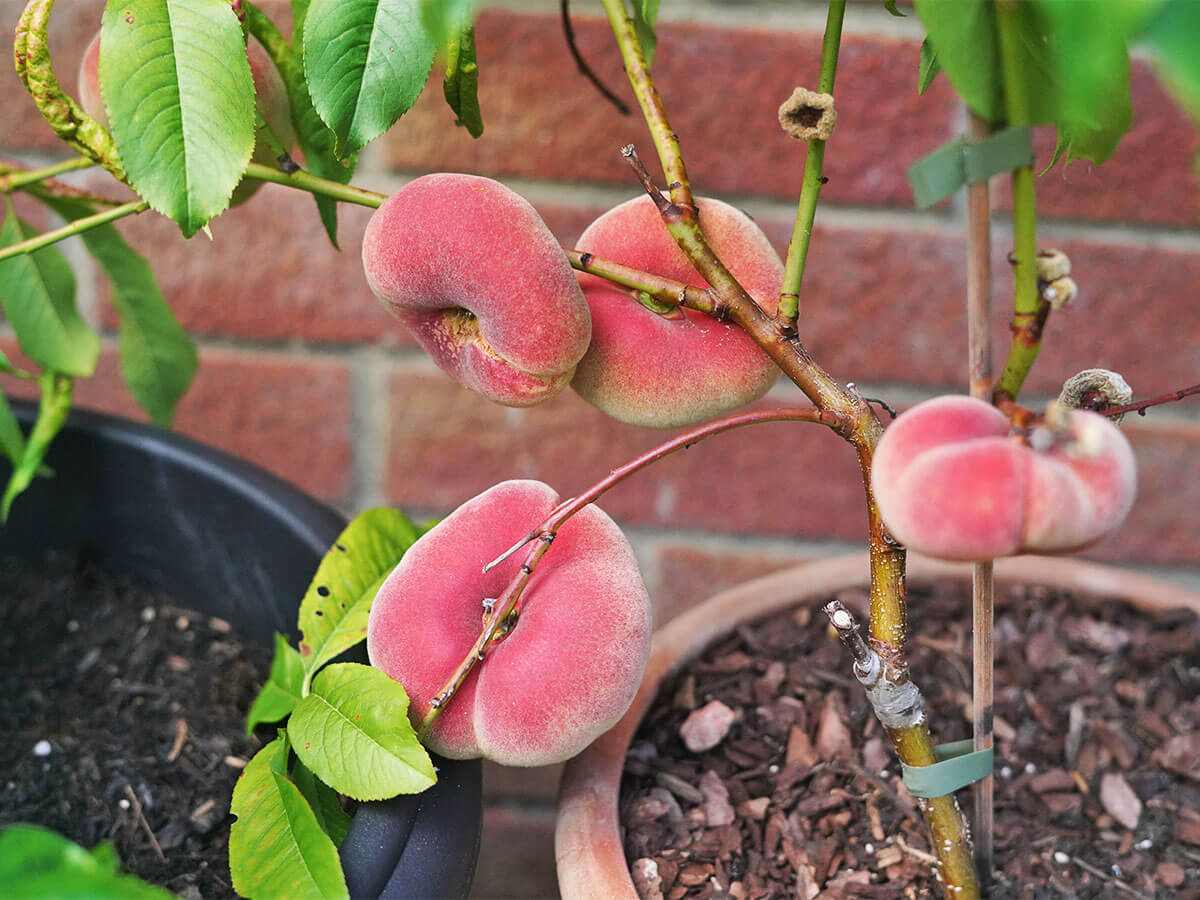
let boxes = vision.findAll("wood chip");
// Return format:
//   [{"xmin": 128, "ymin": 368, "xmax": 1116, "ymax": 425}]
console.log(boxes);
[
  {"xmin": 786, "ymin": 725, "xmax": 817, "ymax": 767},
  {"xmin": 700, "ymin": 770, "xmax": 735, "ymax": 827},
  {"xmin": 680, "ymin": 700, "xmax": 737, "ymax": 753},
  {"xmin": 815, "ymin": 694, "xmax": 852, "ymax": 761},
  {"xmin": 1100, "ymin": 773, "xmax": 1142, "ymax": 830}
]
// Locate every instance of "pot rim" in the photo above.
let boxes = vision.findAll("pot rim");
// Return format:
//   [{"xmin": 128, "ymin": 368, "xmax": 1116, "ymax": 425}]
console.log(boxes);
[{"xmin": 554, "ymin": 551, "xmax": 1200, "ymax": 900}]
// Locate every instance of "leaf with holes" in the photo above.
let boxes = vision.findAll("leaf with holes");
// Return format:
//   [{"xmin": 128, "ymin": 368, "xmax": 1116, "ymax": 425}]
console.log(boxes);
[
  {"xmin": 245, "ymin": 633, "xmax": 306, "ymax": 734},
  {"xmin": 303, "ymin": 0, "xmax": 437, "ymax": 155},
  {"xmin": 229, "ymin": 734, "xmax": 348, "ymax": 900},
  {"xmin": 289, "ymin": 663, "xmax": 435, "ymax": 800},
  {"xmin": 99, "ymin": 0, "xmax": 255, "ymax": 236},
  {"xmin": 298, "ymin": 507, "xmax": 422, "ymax": 688}
]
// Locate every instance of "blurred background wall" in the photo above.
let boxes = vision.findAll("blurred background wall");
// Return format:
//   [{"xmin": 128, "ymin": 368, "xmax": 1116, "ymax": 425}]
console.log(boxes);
[{"xmin": 3, "ymin": 1, "xmax": 1199, "ymax": 895}]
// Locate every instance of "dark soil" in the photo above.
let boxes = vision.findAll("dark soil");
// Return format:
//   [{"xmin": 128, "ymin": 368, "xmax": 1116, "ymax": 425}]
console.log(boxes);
[
  {"xmin": 621, "ymin": 580, "xmax": 1200, "ymax": 899},
  {"xmin": 0, "ymin": 555, "xmax": 273, "ymax": 899}
]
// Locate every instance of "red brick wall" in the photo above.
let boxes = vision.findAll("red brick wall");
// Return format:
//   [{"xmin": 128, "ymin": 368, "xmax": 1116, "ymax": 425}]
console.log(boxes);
[
  {"xmin": 5, "ymin": 4, "xmax": 1198, "ymax": 896},
  {"xmin": 3, "ymin": 1, "xmax": 1199, "ymax": 605}
]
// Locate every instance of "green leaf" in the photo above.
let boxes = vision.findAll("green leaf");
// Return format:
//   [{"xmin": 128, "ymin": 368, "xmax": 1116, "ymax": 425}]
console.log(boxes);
[
  {"xmin": 0, "ymin": 825, "xmax": 173, "ymax": 900},
  {"xmin": 230, "ymin": 735, "xmax": 349, "ymax": 900},
  {"xmin": 1143, "ymin": 0, "xmax": 1200, "ymax": 118},
  {"xmin": 884, "ymin": 0, "xmax": 906, "ymax": 16},
  {"xmin": 914, "ymin": 0, "xmax": 1003, "ymax": 120},
  {"xmin": 246, "ymin": 633, "xmax": 306, "ymax": 734},
  {"xmin": 298, "ymin": 507, "xmax": 421, "ymax": 687},
  {"xmin": 3, "ymin": 372, "xmax": 72, "ymax": 521},
  {"xmin": 292, "ymin": 760, "xmax": 351, "ymax": 848},
  {"xmin": 0, "ymin": 392, "xmax": 27, "ymax": 466},
  {"xmin": 303, "ymin": 0, "xmax": 438, "ymax": 155},
  {"xmin": 99, "ymin": 0, "xmax": 256, "ymax": 236},
  {"xmin": 442, "ymin": 24, "xmax": 484, "ymax": 138},
  {"xmin": 289, "ymin": 663, "xmax": 436, "ymax": 800},
  {"xmin": 42, "ymin": 197, "xmax": 196, "ymax": 426},
  {"xmin": 248, "ymin": 3, "xmax": 355, "ymax": 247},
  {"xmin": 292, "ymin": 0, "xmax": 312, "ymax": 42},
  {"xmin": 1034, "ymin": 0, "xmax": 1133, "ymax": 167},
  {"xmin": 918, "ymin": 37, "xmax": 941, "ymax": 94},
  {"xmin": 634, "ymin": 0, "xmax": 659, "ymax": 67},
  {"xmin": 0, "ymin": 204, "xmax": 98, "ymax": 378},
  {"xmin": 420, "ymin": 0, "xmax": 474, "ymax": 45}
]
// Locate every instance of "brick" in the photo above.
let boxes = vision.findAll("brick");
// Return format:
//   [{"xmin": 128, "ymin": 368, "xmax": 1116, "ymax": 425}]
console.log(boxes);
[
  {"xmin": 1000, "ymin": 63, "xmax": 1200, "ymax": 228},
  {"xmin": 470, "ymin": 805, "xmax": 558, "ymax": 900},
  {"xmin": 653, "ymin": 544, "xmax": 817, "ymax": 624},
  {"xmin": 383, "ymin": 362, "xmax": 869, "ymax": 541},
  {"xmin": 1, "ymin": 343, "xmax": 352, "ymax": 501},
  {"xmin": 381, "ymin": 11, "xmax": 958, "ymax": 209},
  {"xmin": 1089, "ymin": 420, "xmax": 1200, "ymax": 567},
  {"xmin": 761, "ymin": 221, "xmax": 1200, "ymax": 400},
  {"xmin": 94, "ymin": 183, "xmax": 414, "ymax": 346}
]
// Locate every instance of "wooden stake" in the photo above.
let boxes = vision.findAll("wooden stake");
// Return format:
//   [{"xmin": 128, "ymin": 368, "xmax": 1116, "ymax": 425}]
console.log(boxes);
[{"xmin": 966, "ymin": 109, "xmax": 995, "ymax": 885}]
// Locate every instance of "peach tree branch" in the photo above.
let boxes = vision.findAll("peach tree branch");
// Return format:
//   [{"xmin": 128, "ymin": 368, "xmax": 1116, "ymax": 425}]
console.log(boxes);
[
  {"xmin": 0, "ymin": 200, "xmax": 147, "ymax": 262},
  {"xmin": 415, "ymin": 406, "xmax": 844, "ymax": 741},
  {"xmin": 992, "ymin": 0, "xmax": 1043, "ymax": 405},
  {"xmin": 778, "ymin": 0, "xmax": 846, "ymax": 328}
]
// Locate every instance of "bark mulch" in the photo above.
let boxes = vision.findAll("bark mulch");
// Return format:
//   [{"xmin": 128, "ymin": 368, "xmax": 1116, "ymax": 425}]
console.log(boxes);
[
  {"xmin": 621, "ymin": 580, "xmax": 1200, "ymax": 899},
  {"xmin": 0, "ymin": 555, "xmax": 273, "ymax": 899}
]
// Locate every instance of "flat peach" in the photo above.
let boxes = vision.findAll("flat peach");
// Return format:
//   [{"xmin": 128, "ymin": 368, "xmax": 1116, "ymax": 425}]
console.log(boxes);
[
  {"xmin": 362, "ymin": 175, "xmax": 592, "ymax": 407},
  {"xmin": 367, "ymin": 480, "xmax": 652, "ymax": 766}
]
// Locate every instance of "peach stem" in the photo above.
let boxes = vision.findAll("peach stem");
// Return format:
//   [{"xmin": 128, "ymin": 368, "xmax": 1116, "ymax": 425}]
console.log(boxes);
[
  {"xmin": 1103, "ymin": 383, "xmax": 1200, "ymax": 419},
  {"xmin": 416, "ymin": 407, "xmax": 843, "ymax": 742},
  {"xmin": 992, "ymin": 0, "xmax": 1043, "ymax": 405},
  {"xmin": 778, "ymin": 0, "xmax": 845, "ymax": 326},
  {"xmin": 564, "ymin": 247, "xmax": 717, "ymax": 314}
]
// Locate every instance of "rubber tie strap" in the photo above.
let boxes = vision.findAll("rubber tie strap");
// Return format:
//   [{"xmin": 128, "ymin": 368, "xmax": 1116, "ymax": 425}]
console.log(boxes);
[
  {"xmin": 900, "ymin": 740, "xmax": 994, "ymax": 799},
  {"xmin": 906, "ymin": 125, "xmax": 1033, "ymax": 209}
]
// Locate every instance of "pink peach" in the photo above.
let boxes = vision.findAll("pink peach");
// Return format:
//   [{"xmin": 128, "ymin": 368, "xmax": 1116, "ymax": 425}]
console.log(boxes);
[
  {"xmin": 362, "ymin": 175, "xmax": 592, "ymax": 407},
  {"xmin": 572, "ymin": 196, "xmax": 784, "ymax": 428},
  {"xmin": 77, "ymin": 29, "xmax": 296, "ymax": 206},
  {"xmin": 367, "ymin": 480, "xmax": 652, "ymax": 766},
  {"xmin": 871, "ymin": 395, "xmax": 1137, "ymax": 561}
]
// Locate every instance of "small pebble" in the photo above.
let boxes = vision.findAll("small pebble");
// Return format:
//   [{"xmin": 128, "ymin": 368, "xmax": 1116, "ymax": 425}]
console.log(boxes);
[
  {"xmin": 118, "ymin": 798, "xmax": 130, "ymax": 809},
  {"xmin": 175, "ymin": 615, "xmax": 190, "ymax": 630},
  {"xmin": 140, "ymin": 606, "xmax": 156, "ymax": 622},
  {"xmin": 1025, "ymin": 762, "xmax": 1037, "ymax": 775},
  {"xmin": 999, "ymin": 765, "xmax": 1013, "ymax": 778},
  {"xmin": 32, "ymin": 740, "xmax": 51, "ymax": 757},
  {"xmin": 65, "ymin": 620, "xmax": 79, "ymax": 632},
  {"xmin": 1053, "ymin": 851, "xmax": 1070, "ymax": 865},
  {"xmin": 1135, "ymin": 839, "xmax": 1153, "ymax": 850}
]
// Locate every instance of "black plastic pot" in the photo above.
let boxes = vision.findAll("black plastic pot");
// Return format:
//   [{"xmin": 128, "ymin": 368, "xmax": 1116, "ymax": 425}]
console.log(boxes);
[{"xmin": 0, "ymin": 402, "xmax": 481, "ymax": 899}]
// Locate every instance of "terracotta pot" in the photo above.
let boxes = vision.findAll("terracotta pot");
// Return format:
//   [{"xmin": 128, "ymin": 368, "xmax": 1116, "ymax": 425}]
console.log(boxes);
[{"xmin": 555, "ymin": 552, "xmax": 1200, "ymax": 898}]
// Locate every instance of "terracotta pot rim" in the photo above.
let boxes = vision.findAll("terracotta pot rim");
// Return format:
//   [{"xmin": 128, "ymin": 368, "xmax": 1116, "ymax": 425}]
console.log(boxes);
[{"xmin": 554, "ymin": 551, "xmax": 1200, "ymax": 900}]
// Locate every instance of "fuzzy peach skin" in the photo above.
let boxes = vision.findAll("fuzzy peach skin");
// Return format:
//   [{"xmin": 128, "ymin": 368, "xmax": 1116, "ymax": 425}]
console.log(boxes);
[
  {"xmin": 871, "ymin": 395, "xmax": 1137, "ymax": 562},
  {"xmin": 78, "ymin": 30, "xmax": 296, "ymax": 205},
  {"xmin": 362, "ymin": 175, "xmax": 592, "ymax": 407},
  {"xmin": 367, "ymin": 480, "xmax": 652, "ymax": 766},
  {"xmin": 572, "ymin": 195, "xmax": 784, "ymax": 428}
]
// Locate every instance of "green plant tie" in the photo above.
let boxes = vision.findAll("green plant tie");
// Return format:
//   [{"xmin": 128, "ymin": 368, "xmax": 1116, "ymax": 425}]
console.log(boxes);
[
  {"xmin": 906, "ymin": 125, "xmax": 1033, "ymax": 209},
  {"xmin": 900, "ymin": 740, "xmax": 994, "ymax": 799}
]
